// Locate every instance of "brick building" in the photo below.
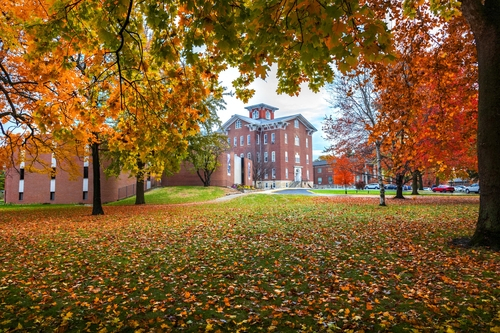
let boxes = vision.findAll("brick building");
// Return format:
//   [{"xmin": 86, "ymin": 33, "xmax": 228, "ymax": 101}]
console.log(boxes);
[
  {"xmin": 312, "ymin": 160, "xmax": 335, "ymax": 187},
  {"xmin": 221, "ymin": 103, "xmax": 317, "ymax": 189},
  {"xmin": 3, "ymin": 154, "xmax": 156, "ymax": 204}
]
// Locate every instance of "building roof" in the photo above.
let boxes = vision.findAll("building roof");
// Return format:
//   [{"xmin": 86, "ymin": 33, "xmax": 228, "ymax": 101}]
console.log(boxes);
[{"xmin": 222, "ymin": 110, "xmax": 317, "ymax": 134}]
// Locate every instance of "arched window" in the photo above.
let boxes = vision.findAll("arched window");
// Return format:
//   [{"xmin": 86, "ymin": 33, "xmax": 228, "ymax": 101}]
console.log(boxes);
[
  {"xmin": 266, "ymin": 111, "xmax": 271, "ymax": 119},
  {"xmin": 252, "ymin": 110, "xmax": 259, "ymax": 119},
  {"xmin": 235, "ymin": 119, "xmax": 242, "ymax": 129}
]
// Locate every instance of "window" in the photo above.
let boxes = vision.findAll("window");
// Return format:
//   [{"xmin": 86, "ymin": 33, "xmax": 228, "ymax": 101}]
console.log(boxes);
[
  {"xmin": 257, "ymin": 152, "xmax": 261, "ymax": 162},
  {"xmin": 318, "ymin": 168, "xmax": 322, "ymax": 173},
  {"xmin": 306, "ymin": 138, "xmax": 309, "ymax": 148},
  {"xmin": 266, "ymin": 110, "xmax": 271, "ymax": 119},
  {"xmin": 252, "ymin": 110, "xmax": 259, "ymax": 119},
  {"xmin": 264, "ymin": 134, "xmax": 268, "ymax": 144},
  {"xmin": 83, "ymin": 191, "xmax": 88, "ymax": 200},
  {"xmin": 271, "ymin": 151, "xmax": 275, "ymax": 162},
  {"xmin": 328, "ymin": 176, "xmax": 333, "ymax": 184},
  {"xmin": 265, "ymin": 182, "xmax": 269, "ymax": 188},
  {"xmin": 295, "ymin": 135, "xmax": 299, "ymax": 146},
  {"xmin": 264, "ymin": 172, "xmax": 268, "ymax": 179},
  {"xmin": 284, "ymin": 133, "xmax": 288, "ymax": 144},
  {"xmin": 83, "ymin": 166, "xmax": 89, "ymax": 179},
  {"xmin": 235, "ymin": 119, "xmax": 242, "ymax": 129},
  {"xmin": 294, "ymin": 119, "xmax": 299, "ymax": 128},
  {"xmin": 318, "ymin": 177, "xmax": 322, "ymax": 184},
  {"xmin": 306, "ymin": 154, "xmax": 309, "ymax": 164},
  {"xmin": 240, "ymin": 153, "xmax": 244, "ymax": 158},
  {"xmin": 285, "ymin": 168, "xmax": 289, "ymax": 179},
  {"xmin": 247, "ymin": 134, "xmax": 251, "ymax": 145},
  {"xmin": 307, "ymin": 170, "xmax": 310, "ymax": 180},
  {"xmin": 295, "ymin": 153, "xmax": 300, "ymax": 163},
  {"xmin": 19, "ymin": 192, "xmax": 24, "ymax": 200},
  {"xmin": 234, "ymin": 137, "xmax": 237, "ymax": 147},
  {"xmin": 272, "ymin": 168, "xmax": 276, "ymax": 179},
  {"xmin": 247, "ymin": 152, "xmax": 252, "ymax": 160},
  {"xmin": 227, "ymin": 154, "xmax": 231, "ymax": 175},
  {"xmin": 256, "ymin": 135, "xmax": 260, "ymax": 145},
  {"xmin": 271, "ymin": 133, "xmax": 275, "ymax": 143},
  {"xmin": 50, "ymin": 192, "xmax": 55, "ymax": 201},
  {"xmin": 227, "ymin": 138, "xmax": 231, "ymax": 145},
  {"xmin": 285, "ymin": 151, "xmax": 288, "ymax": 162},
  {"xmin": 240, "ymin": 136, "xmax": 244, "ymax": 146},
  {"xmin": 264, "ymin": 152, "xmax": 268, "ymax": 162}
]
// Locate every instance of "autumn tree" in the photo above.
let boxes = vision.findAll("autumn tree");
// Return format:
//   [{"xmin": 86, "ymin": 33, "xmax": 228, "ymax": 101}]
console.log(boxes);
[
  {"xmin": 323, "ymin": 68, "xmax": 387, "ymax": 205},
  {"xmin": 330, "ymin": 155, "xmax": 355, "ymax": 194}
]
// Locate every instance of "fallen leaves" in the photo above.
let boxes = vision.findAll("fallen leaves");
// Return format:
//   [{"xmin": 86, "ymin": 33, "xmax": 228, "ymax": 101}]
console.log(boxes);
[{"xmin": 0, "ymin": 195, "xmax": 498, "ymax": 332}]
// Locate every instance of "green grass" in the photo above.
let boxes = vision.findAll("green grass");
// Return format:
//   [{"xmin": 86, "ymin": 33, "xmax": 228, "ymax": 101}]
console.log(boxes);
[
  {"xmin": 0, "ymin": 194, "xmax": 497, "ymax": 332},
  {"xmin": 106, "ymin": 185, "xmax": 225, "ymax": 205}
]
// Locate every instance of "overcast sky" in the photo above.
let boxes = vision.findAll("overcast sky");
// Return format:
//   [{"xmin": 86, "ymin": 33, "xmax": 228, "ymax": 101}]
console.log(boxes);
[{"xmin": 217, "ymin": 66, "xmax": 333, "ymax": 161}]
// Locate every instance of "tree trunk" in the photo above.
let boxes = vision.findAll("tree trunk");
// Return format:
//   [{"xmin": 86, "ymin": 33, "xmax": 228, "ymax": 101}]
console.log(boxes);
[
  {"xmin": 91, "ymin": 141, "xmax": 104, "ymax": 215},
  {"xmin": 462, "ymin": 0, "xmax": 500, "ymax": 248},
  {"xmin": 135, "ymin": 160, "xmax": 146, "ymax": 205},
  {"xmin": 376, "ymin": 142, "xmax": 386, "ymax": 206},
  {"xmin": 394, "ymin": 172, "xmax": 405, "ymax": 199},
  {"xmin": 418, "ymin": 171, "xmax": 423, "ymax": 190},
  {"xmin": 411, "ymin": 170, "xmax": 419, "ymax": 195}
]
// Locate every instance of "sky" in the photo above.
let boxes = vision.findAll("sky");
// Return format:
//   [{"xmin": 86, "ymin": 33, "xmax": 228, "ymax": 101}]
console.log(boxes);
[{"xmin": 217, "ymin": 66, "xmax": 333, "ymax": 161}]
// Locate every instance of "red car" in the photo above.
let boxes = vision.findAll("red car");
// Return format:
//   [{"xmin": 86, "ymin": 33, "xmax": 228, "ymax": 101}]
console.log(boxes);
[{"xmin": 432, "ymin": 185, "xmax": 455, "ymax": 193}]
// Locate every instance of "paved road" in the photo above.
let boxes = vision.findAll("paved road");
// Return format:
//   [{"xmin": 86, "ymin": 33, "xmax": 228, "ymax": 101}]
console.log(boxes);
[{"xmin": 271, "ymin": 188, "xmax": 318, "ymax": 196}]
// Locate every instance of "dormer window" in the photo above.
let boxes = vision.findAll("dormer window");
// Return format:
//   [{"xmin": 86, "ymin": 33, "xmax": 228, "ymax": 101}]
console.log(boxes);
[
  {"xmin": 252, "ymin": 110, "xmax": 259, "ymax": 119},
  {"xmin": 266, "ymin": 110, "xmax": 271, "ymax": 119}
]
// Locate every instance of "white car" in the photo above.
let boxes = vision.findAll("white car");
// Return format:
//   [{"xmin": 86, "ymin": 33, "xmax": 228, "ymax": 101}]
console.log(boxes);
[
  {"xmin": 364, "ymin": 183, "xmax": 380, "ymax": 190},
  {"xmin": 465, "ymin": 183, "xmax": 480, "ymax": 194}
]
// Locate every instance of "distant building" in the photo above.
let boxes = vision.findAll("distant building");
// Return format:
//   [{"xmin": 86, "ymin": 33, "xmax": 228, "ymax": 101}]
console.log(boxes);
[
  {"xmin": 221, "ymin": 103, "xmax": 317, "ymax": 189},
  {"xmin": 312, "ymin": 160, "xmax": 334, "ymax": 187}
]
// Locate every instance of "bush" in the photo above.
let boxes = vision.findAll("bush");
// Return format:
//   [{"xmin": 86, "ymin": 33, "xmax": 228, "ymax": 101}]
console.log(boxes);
[
  {"xmin": 232, "ymin": 184, "xmax": 256, "ymax": 191},
  {"xmin": 355, "ymin": 181, "xmax": 365, "ymax": 190}
]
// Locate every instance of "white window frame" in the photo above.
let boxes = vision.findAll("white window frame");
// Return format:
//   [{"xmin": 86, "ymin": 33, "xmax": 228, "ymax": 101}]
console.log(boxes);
[
  {"xmin": 234, "ymin": 137, "xmax": 237, "ymax": 147},
  {"xmin": 264, "ymin": 152, "xmax": 268, "ymax": 162},
  {"xmin": 266, "ymin": 111, "xmax": 271, "ymax": 119},
  {"xmin": 295, "ymin": 153, "xmax": 300, "ymax": 163},
  {"xmin": 306, "ymin": 154, "xmax": 309, "ymax": 164},
  {"xmin": 306, "ymin": 138, "xmax": 309, "ymax": 148},
  {"xmin": 272, "ymin": 168, "xmax": 276, "ymax": 179},
  {"xmin": 294, "ymin": 119, "xmax": 299, "ymax": 128},
  {"xmin": 235, "ymin": 119, "xmax": 242, "ymax": 129},
  {"xmin": 240, "ymin": 135, "xmax": 244, "ymax": 146},
  {"xmin": 264, "ymin": 134, "xmax": 268, "ymax": 144},
  {"xmin": 271, "ymin": 133, "xmax": 275, "ymax": 143},
  {"xmin": 253, "ymin": 110, "xmax": 259, "ymax": 119},
  {"xmin": 247, "ymin": 134, "xmax": 251, "ymax": 145},
  {"xmin": 257, "ymin": 135, "xmax": 260, "ymax": 145},
  {"xmin": 295, "ymin": 135, "xmax": 299, "ymax": 146},
  {"xmin": 271, "ymin": 151, "xmax": 275, "ymax": 162},
  {"xmin": 285, "ymin": 168, "xmax": 289, "ymax": 179},
  {"xmin": 247, "ymin": 152, "xmax": 252, "ymax": 160},
  {"xmin": 318, "ymin": 177, "xmax": 322, "ymax": 184},
  {"xmin": 285, "ymin": 151, "xmax": 288, "ymax": 162}
]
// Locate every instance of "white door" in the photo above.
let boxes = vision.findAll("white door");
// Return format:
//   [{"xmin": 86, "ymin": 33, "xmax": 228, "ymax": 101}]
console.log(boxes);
[{"xmin": 294, "ymin": 167, "xmax": 302, "ymax": 182}]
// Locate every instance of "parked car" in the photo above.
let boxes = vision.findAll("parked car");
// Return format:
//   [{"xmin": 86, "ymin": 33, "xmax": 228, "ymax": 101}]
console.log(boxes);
[
  {"xmin": 432, "ymin": 185, "xmax": 455, "ymax": 193},
  {"xmin": 423, "ymin": 187, "xmax": 432, "ymax": 191},
  {"xmin": 403, "ymin": 185, "xmax": 412, "ymax": 191},
  {"xmin": 454, "ymin": 185, "xmax": 467, "ymax": 192},
  {"xmin": 384, "ymin": 184, "xmax": 397, "ymax": 190},
  {"xmin": 364, "ymin": 183, "xmax": 380, "ymax": 190},
  {"xmin": 465, "ymin": 183, "xmax": 480, "ymax": 194}
]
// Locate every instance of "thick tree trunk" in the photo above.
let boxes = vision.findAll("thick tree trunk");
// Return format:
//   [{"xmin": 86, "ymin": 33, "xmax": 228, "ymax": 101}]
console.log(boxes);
[
  {"xmin": 411, "ymin": 170, "xmax": 419, "ymax": 195},
  {"xmin": 418, "ymin": 171, "xmax": 423, "ymax": 190},
  {"xmin": 394, "ymin": 173, "xmax": 405, "ymax": 199},
  {"xmin": 135, "ymin": 160, "xmax": 146, "ymax": 205},
  {"xmin": 376, "ymin": 142, "xmax": 386, "ymax": 206},
  {"xmin": 462, "ymin": 0, "xmax": 500, "ymax": 248},
  {"xmin": 91, "ymin": 141, "xmax": 104, "ymax": 215}
]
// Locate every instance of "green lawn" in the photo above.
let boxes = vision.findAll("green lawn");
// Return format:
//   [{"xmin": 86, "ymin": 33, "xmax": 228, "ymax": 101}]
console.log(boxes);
[
  {"xmin": 0, "ymin": 194, "xmax": 498, "ymax": 332},
  {"xmin": 107, "ymin": 186, "xmax": 227, "ymax": 205}
]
